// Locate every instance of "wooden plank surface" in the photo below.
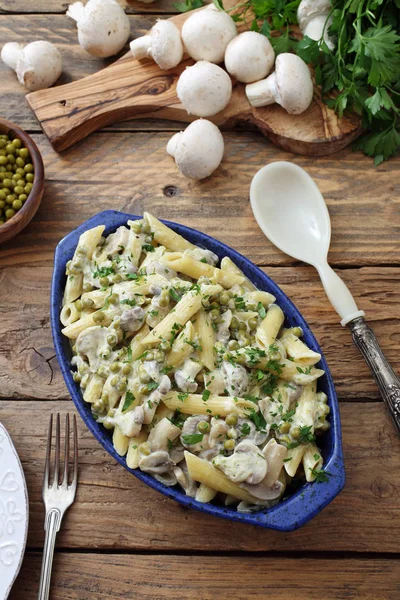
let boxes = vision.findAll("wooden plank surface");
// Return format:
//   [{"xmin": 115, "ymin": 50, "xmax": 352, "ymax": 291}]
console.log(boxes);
[
  {"xmin": 10, "ymin": 553, "xmax": 400, "ymax": 600},
  {"xmin": 0, "ymin": 0, "xmax": 179, "ymax": 14},
  {"xmin": 0, "ymin": 132, "xmax": 398, "ymax": 268},
  {"xmin": 2, "ymin": 400, "xmax": 400, "ymax": 553},
  {"xmin": 0, "ymin": 263, "xmax": 399, "ymax": 400},
  {"xmin": 0, "ymin": 14, "xmax": 188, "ymax": 132}
]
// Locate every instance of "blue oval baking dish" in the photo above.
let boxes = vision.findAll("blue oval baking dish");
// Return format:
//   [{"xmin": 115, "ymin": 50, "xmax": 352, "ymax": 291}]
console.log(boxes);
[{"xmin": 50, "ymin": 210, "xmax": 345, "ymax": 531}]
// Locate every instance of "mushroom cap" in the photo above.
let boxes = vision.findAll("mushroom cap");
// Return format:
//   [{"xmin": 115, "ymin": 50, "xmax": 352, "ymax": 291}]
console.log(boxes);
[
  {"xmin": 168, "ymin": 119, "xmax": 224, "ymax": 180},
  {"xmin": 224, "ymin": 31, "xmax": 275, "ymax": 83},
  {"xmin": 150, "ymin": 20, "xmax": 183, "ymax": 70},
  {"xmin": 297, "ymin": 0, "xmax": 331, "ymax": 30},
  {"xmin": 274, "ymin": 53, "xmax": 314, "ymax": 114},
  {"xmin": 177, "ymin": 61, "xmax": 232, "ymax": 117},
  {"xmin": 182, "ymin": 4, "xmax": 237, "ymax": 63},
  {"xmin": 16, "ymin": 41, "xmax": 62, "ymax": 91},
  {"xmin": 68, "ymin": 0, "xmax": 130, "ymax": 58}
]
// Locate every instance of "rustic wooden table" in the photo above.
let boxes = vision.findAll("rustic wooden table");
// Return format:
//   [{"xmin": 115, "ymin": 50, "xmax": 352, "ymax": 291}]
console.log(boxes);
[{"xmin": 1, "ymin": 2, "xmax": 400, "ymax": 599}]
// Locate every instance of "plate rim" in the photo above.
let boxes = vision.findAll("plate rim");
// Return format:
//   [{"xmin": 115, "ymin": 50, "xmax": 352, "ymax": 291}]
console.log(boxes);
[{"xmin": 50, "ymin": 210, "xmax": 345, "ymax": 531}]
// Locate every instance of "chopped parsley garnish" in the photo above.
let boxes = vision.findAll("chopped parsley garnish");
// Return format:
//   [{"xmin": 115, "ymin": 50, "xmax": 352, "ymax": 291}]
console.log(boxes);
[
  {"xmin": 313, "ymin": 453, "xmax": 321, "ymax": 462},
  {"xmin": 298, "ymin": 425, "xmax": 316, "ymax": 444},
  {"xmin": 93, "ymin": 266, "xmax": 114, "ymax": 278},
  {"xmin": 136, "ymin": 351, "xmax": 148, "ymax": 360},
  {"xmin": 126, "ymin": 273, "xmax": 139, "ymax": 280},
  {"xmin": 182, "ymin": 433, "xmax": 203, "ymax": 445},
  {"xmin": 122, "ymin": 391, "xmax": 135, "ymax": 412},
  {"xmin": 281, "ymin": 408, "xmax": 296, "ymax": 423},
  {"xmin": 202, "ymin": 389, "xmax": 211, "ymax": 402},
  {"xmin": 186, "ymin": 339, "xmax": 202, "ymax": 351},
  {"xmin": 169, "ymin": 287, "xmax": 182, "ymax": 303},
  {"xmin": 121, "ymin": 298, "xmax": 136, "ymax": 307},
  {"xmin": 296, "ymin": 366, "xmax": 313, "ymax": 375},
  {"xmin": 146, "ymin": 381, "xmax": 159, "ymax": 392},
  {"xmin": 261, "ymin": 375, "xmax": 278, "ymax": 396},
  {"xmin": 167, "ymin": 438, "xmax": 173, "ymax": 451},
  {"xmin": 310, "ymin": 468, "xmax": 331, "ymax": 483},
  {"xmin": 200, "ymin": 257, "xmax": 208, "ymax": 263},
  {"xmin": 169, "ymin": 409, "xmax": 185, "ymax": 428},
  {"xmin": 266, "ymin": 359, "xmax": 284, "ymax": 375},
  {"xmin": 142, "ymin": 244, "xmax": 155, "ymax": 253},
  {"xmin": 123, "ymin": 347, "xmax": 132, "ymax": 363},
  {"xmin": 241, "ymin": 423, "xmax": 251, "ymax": 435},
  {"xmin": 234, "ymin": 296, "xmax": 246, "ymax": 311},
  {"xmin": 257, "ymin": 302, "xmax": 266, "ymax": 319},
  {"xmin": 245, "ymin": 346, "xmax": 266, "ymax": 366},
  {"xmin": 243, "ymin": 395, "xmax": 260, "ymax": 404},
  {"xmin": 283, "ymin": 457, "xmax": 293, "ymax": 463},
  {"xmin": 161, "ymin": 365, "xmax": 173, "ymax": 374},
  {"xmin": 247, "ymin": 407, "xmax": 267, "ymax": 432},
  {"xmin": 148, "ymin": 309, "xmax": 159, "ymax": 317},
  {"xmin": 177, "ymin": 392, "xmax": 189, "ymax": 402}
]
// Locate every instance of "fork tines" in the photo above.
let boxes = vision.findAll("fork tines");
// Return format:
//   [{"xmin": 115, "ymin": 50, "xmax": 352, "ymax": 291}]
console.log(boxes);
[{"xmin": 43, "ymin": 413, "xmax": 78, "ymax": 493}]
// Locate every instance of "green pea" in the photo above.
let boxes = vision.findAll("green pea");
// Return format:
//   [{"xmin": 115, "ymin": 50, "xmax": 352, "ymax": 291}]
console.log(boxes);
[
  {"xmin": 97, "ymin": 366, "xmax": 108, "ymax": 379},
  {"xmin": 82, "ymin": 282, "xmax": 93, "ymax": 293},
  {"xmin": 108, "ymin": 293, "xmax": 119, "ymax": 304},
  {"xmin": 7, "ymin": 155, "xmax": 15, "ymax": 165},
  {"xmin": 0, "ymin": 191, "xmax": 5, "ymax": 200},
  {"xmin": 75, "ymin": 299, "xmax": 83, "ymax": 312},
  {"xmin": 5, "ymin": 208, "xmax": 15, "ymax": 219},
  {"xmin": 110, "ymin": 376, "xmax": 119, "ymax": 387},
  {"xmin": 82, "ymin": 297, "xmax": 94, "ymax": 309},
  {"xmin": 93, "ymin": 399, "xmax": 105, "ymax": 412},
  {"xmin": 6, "ymin": 195, "xmax": 15, "ymax": 204},
  {"xmin": 101, "ymin": 392, "xmax": 109, "ymax": 403},
  {"xmin": 3, "ymin": 179, "xmax": 12, "ymax": 189},
  {"xmin": 11, "ymin": 199, "xmax": 21, "ymax": 210},
  {"xmin": 249, "ymin": 317, "xmax": 258, "ymax": 330},
  {"xmin": 0, "ymin": 201, "xmax": 5, "ymax": 209},
  {"xmin": 112, "ymin": 273, "xmax": 122, "ymax": 283},
  {"xmin": 0, "ymin": 156, "xmax": 7, "ymax": 166},
  {"xmin": 227, "ymin": 340, "xmax": 239, "ymax": 351},
  {"xmin": 158, "ymin": 296, "xmax": 169, "ymax": 307},
  {"xmin": 210, "ymin": 308, "xmax": 220, "ymax": 321},
  {"xmin": 19, "ymin": 148, "xmax": 29, "ymax": 159},
  {"xmin": 15, "ymin": 157, "xmax": 25, "ymax": 167},
  {"xmin": 5, "ymin": 144, "xmax": 15, "ymax": 154},
  {"xmin": 231, "ymin": 316, "xmax": 239, "ymax": 329},
  {"xmin": 159, "ymin": 340, "xmax": 170, "ymax": 351},
  {"xmin": 121, "ymin": 364, "xmax": 132, "ymax": 375},
  {"xmin": 0, "ymin": 139, "xmax": 5, "ymax": 149},
  {"xmin": 19, "ymin": 194, "xmax": 27, "ymax": 203},
  {"xmin": 109, "ymin": 362, "xmax": 120, "ymax": 372},
  {"xmin": 24, "ymin": 163, "xmax": 34, "ymax": 173},
  {"xmin": 93, "ymin": 311, "xmax": 105, "ymax": 323},
  {"xmin": 25, "ymin": 173, "xmax": 34, "ymax": 183},
  {"xmin": 143, "ymin": 350, "xmax": 155, "ymax": 361},
  {"xmin": 280, "ymin": 422, "xmax": 291, "ymax": 434},
  {"xmin": 99, "ymin": 277, "xmax": 109, "ymax": 287},
  {"xmin": 225, "ymin": 414, "xmax": 238, "ymax": 426},
  {"xmin": 224, "ymin": 439, "xmax": 235, "ymax": 451},
  {"xmin": 12, "ymin": 138, "xmax": 22, "ymax": 149},
  {"xmin": 197, "ymin": 421, "xmax": 210, "ymax": 434},
  {"xmin": 116, "ymin": 381, "xmax": 127, "ymax": 393},
  {"xmin": 72, "ymin": 372, "xmax": 82, "ymax": 383},
  {"xmin": 24, "ymin": 184, "xmax": 32, "ymax": 195},
  {"xmin": 239, "ymin": 321, "xmax": 247, "ymax": 331},
  {"xmin": 139, "ymin": 442, "xmax": 151, "ymax": 455}
]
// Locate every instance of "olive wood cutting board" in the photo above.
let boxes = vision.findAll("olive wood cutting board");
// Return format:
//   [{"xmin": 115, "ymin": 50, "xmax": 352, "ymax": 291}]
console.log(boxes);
[{"xmin": 26, "ymin": 2, "xmax": 361, "ymax": 154}]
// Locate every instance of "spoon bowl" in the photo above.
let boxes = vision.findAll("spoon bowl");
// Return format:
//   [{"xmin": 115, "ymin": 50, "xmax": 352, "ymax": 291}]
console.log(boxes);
[{"xmin": 250, "ymin": 161, "xmax": 331, "ymax": 267}]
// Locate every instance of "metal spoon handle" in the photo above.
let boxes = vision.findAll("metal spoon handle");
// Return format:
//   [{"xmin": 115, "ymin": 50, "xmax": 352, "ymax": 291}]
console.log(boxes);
[{"xmin": 348, "ymin": 317, "xmax": 400, "ymax": 434}]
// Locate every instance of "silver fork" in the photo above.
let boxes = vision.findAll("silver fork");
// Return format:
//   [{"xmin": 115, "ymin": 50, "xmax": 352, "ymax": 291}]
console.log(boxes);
[{"xmin": 38, "ymin": 413, "xmax": 78, "ymax": 600}]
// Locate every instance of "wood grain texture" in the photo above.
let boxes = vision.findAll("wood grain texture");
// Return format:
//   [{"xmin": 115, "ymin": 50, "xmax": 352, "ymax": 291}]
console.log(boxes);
[
  {"xmin": 0, "ymin": 264, "xmax": 399, "ymax": 400},
  {"xmin": 10, "ymin": 553, "xmax": 400, "ymax": 600},
  {"xmin": 1, "ymin": 400, "xmax": 400, "ymax": 553},
  {"xmin": 0, "ymin": 0, "xmax": 179, "ymax": 14},
  {"xmin": 0, "ymin": 14, "xmax": 187, "ymax": 132},
  {"xmin": 0, "ymin": 132, "xmax": 398, "ymax": 267},
  {"xmin": 26, "ymin": 6, "xmax": 361, "ymax": 154}
]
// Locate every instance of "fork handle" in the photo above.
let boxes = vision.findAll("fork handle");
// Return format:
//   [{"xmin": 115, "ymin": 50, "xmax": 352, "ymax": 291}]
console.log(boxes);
[
  {"xmin": 38, "ymin": 509, "xmax": 61, "ymax": 600},
  {"xmin": 348, "ymin": 317, "xmax": 400, "ymax": 435}
]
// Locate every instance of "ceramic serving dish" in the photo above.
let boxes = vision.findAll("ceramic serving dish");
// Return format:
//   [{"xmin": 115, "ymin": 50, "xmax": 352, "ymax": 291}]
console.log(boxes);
[
  {"xmin": 50, "ymin": 210, "xmax": 345, "ymax": 531},
  {"xmin": 0, "ymin": 423, "xmax": 29, "ymax": 600}
]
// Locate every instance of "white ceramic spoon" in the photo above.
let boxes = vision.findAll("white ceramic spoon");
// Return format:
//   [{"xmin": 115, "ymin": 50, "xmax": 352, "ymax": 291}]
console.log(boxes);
[{"xmin": 250, "ymin": 161, "xmax": 400, "ymax": 434}]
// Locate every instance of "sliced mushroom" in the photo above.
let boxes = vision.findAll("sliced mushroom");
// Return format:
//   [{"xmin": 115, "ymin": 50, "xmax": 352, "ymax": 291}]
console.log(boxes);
[
  {"xmin": 174, "ymin": 464, "xmax": 197, "ymax": 497},
  {"xmin": 243, "ymin": 438, "xmax": 287, "ymax": 499},
  {"xmin": 242, "ymin": 480, "xmax": 284, "ymax": 501},
  {"xmin": 120, "ymin": 306, "xmax": 145, "ymax": 333},
  {"xmin": 76, "ymin": 326, "xmax": 109, "ymax": 371},
  {"xmin": 203, "ymin": 370, "xmax": 225, "ymax": 395},
  {"xmin": 139, "ymin": 450, "xmax": 174, "ymax": 474},
  {"xmin": 108, "ymin": 405, "xmax": 144, "ymax": 437},
  {"xmin": 180, "ymin": 415, "xmax": 210, "ymax": 453},
  {"xmin": 221, "ymin": 360, "xmax": 249, "ymax": 397},
  {"xmin": 154, "ymin": 471, "xmax": 178, "ymax": 487},
  {"xmin": 184, "ymin": 247, "xmax": 218, "ymax": 266},
  {"xmin": 148, "ymin": 417, "xmax": 181, "ymax": 452},
  {"xmin": 174, "ymin": 359, "xmax": 203, "ymax": 393},
  {"xmin": 212, "ymin": 440, "xmax": 267, "ymax": 485},
  {"xmin": 208, "ymin": 417, "xmax": 229, "ymax": 449},
  {"xmin": 216, "ymin": 309, "xmax": 232, "ymax": 344}
]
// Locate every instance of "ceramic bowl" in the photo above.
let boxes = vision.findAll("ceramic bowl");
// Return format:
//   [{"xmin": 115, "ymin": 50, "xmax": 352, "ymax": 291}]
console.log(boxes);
[
  {"xmin": 0, "ymin": 118, "xmax": 44, "ymax": 244},
  {"xmin": 50, "ymin": 210, "xmax": 345, "ymax": 531}
]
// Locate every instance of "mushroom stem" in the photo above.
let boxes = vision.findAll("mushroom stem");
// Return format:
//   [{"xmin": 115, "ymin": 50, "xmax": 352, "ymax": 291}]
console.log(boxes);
[
  {"xmin": 1, "ymin": 42, "xmax": 23, "ymax": 71},
  {"xmin": 130, "ymin": 35, "xmax": 151, "ymax": 60},
  {"xmin": 66, "ymin": 1, "xmax": 86, "ymax": 23},
  {"xmin": 246, "ymin": 72, "xmax": 277, "ymax": 108},
  {"xmin": 166, "ymin": 132, "xmax": 181, "ymax": 157}
]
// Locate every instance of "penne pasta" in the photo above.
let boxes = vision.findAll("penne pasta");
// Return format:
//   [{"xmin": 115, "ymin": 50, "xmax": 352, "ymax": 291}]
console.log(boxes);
[
  {"xmin": 162, "ymin": 393, "xmax": 258, "ymax": 417},
  {"xmin": 162, "ymin": 251, "xmax": 244, "ymax": 289},
  {"xmin": 144, "ymin": 212, "xmax": 195, "ymax": 252},
  {"xmin": 256, "ymin": 304, "xmax": 285, "ymax": 349},
  {"xmin": 193, "ymin": 309, "xmax": 215, "ymax": 371},
  {"xmin": 220, "ymin": 256, "xmax": 256, "ymax": 291}
]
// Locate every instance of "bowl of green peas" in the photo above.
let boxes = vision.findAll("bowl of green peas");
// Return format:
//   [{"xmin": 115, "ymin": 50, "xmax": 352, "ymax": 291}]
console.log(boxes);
[{"xmin": 0, "ymin": 118, "xmax": 44, "ymax": 244}]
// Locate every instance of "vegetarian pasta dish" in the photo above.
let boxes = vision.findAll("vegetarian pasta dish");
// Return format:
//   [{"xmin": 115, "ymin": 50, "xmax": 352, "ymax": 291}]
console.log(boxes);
[{"xmin": 61, "ymin": 213, "xmax": 330, "ymax": 512}]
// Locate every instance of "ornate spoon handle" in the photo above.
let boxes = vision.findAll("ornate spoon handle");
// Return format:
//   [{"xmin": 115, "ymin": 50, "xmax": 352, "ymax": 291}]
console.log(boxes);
[{"xmin": 348, "ymin": 317, "xmax": 400, "ymax": 434}]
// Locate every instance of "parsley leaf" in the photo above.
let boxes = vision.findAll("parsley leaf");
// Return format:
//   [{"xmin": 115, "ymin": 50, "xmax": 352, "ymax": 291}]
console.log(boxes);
[
  {"xmin": 178, "ymin": 392, "xmax": 189, "ymax": 402},
  {"xmin": 169, "ymin": 287, "xmax": 182, "ymax": 303},
  {"xmin": 93, "ymin": 266, "xmax": 114, "ymax": 278},
  {"xmin": 310, "ymin": 467, "xmax": 331, "ymax": 483},
  {"xmin": 182, "ymin": 433, "xmax": 204, "ymax": 445},
  {"xmin": 257, "ymin": 301, "xmax": 266, "ymax": 319},
  {"xmin": 122, "ymin": 391, "xmax": 135, "ymax": 412},
  {"xmin": 247, "ymin": 407, "xmax": 268, "ymax": 432},
  {"xmin": 298, "ymin": 425, "xmax": 316, "ymax": 444},
  {"xmin": 202, "ymin": 389, "xmax": 211, "ymax": 401}
]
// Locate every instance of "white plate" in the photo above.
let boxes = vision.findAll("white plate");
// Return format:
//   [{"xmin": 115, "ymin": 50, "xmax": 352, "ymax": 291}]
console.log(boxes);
[{"xmin": 0, "ymin": 423, "xmax": 29, "ymax": 600}]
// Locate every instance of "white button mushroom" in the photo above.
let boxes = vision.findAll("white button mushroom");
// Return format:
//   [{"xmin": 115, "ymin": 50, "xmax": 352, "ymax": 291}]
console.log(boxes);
[
  {"xmin": 297, "ymin": 0, "xmax": 335, "ymax": 50},
  {"xmin": 66, "ymin": 0, "xmax": 130, "ymax": 58},
  {"xmin": 1, "ymin": 41, "xmax": 62, "ymax": 91},
  {"xmin": 224, "ymin": 31, "xmax": 275, "ymax": 83},
  {"xmin": 245, "ymin": 53, "xmax": 314, "ymax": 115},
  {"xmin": 182, "ymin": 4, "xmax": 237, "ymax": 64},
  {"xmin": 130, "ymin": 20, "xmax": 183, "ymax": 70},
  {"xmin": 166, "ymin": 119, "xmax": 224, "ymax": 180},
  {"xmin": 177, "ymin": 61, "xmax": 232, "ymax": 117}
]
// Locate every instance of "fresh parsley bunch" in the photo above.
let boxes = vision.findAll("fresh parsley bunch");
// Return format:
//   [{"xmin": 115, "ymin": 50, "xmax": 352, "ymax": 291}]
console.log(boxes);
[{"xmin": 175, "ymin": 0, "xmax": 400, "ymax": 164}]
